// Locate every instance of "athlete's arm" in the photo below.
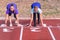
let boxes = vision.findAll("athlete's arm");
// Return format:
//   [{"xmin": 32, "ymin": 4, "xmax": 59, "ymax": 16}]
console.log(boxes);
[
  {"xmin": 40, "ymin": 13, "xmax": 43, "ymax": 26},
  {"xmin": 16, "ymin": 14, "xmax": 19, "ymax": 23},
  {"xmin": 5, "ymin": 14, "xmax": 9, "ymax": 24},
  {"xmin": 30, "ymin": 14, "xmax": 33, "ymax": 26}
]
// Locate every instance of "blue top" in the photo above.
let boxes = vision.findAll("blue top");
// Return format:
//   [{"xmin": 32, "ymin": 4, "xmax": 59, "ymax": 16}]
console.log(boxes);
[
  {"xmin": 6, "ymin": 3, "xmax": 18, "ymax": 14},
  {"xmin": 31, "ymin": 2, "xmax": 41, "ymax": 9},
  {"xmin": 6, "ymin": 3, "xmax": 17, "ymax": 10}
]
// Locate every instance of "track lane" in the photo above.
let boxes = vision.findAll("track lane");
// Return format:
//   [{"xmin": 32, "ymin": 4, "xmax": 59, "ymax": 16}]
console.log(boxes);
[
  {"xmin": 51, "ymin": 27, "xmax": 60, "ymax": 40},
  {"xmin": 22, "ymin": 27, "xmax": 52, "ymax": 40},
  {"xmin": 0, "ymin": 27, "xmax": 21, "ymax": 40}
]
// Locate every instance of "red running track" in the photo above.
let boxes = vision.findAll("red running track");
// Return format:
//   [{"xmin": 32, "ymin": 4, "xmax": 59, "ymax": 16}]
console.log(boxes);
[{"xmin": 0, "ymin": 19, "xmax": 60, "ymax": 40}]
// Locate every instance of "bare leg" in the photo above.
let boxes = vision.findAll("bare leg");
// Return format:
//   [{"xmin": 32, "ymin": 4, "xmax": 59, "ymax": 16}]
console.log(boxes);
[
  {"xmin": 9, "ymin": 16, "xmax": 12, "ymax": 26},
  {"xmin": 9, "ymin": 16, "xmax": 12, "ymax": 24},
  {"xmin": 15, "ymin": 14, "xmax": 20, "ymax": 26}
]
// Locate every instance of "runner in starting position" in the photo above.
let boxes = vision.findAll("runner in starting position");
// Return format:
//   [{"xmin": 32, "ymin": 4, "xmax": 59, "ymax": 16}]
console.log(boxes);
[
  {"xmin": 30, "ymin": 2, "xmax": 44, "ymax": 27},
  {"xmin": 5, "ymin": 3, "xmax": 20, "ymax": 26}
]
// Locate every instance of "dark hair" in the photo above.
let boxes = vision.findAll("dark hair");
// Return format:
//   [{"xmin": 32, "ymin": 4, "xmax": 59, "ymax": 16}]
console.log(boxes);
[
  {"xmin": 11, "ymin": 4, "xmax": 14, "ymax": 6},
  {"xmin": 34, "ymin": 6, "xmax": 38, "ymax": 8},
  {"xmin": 9, "ymin": 4, "xmax": 14, "ymax": 11}
]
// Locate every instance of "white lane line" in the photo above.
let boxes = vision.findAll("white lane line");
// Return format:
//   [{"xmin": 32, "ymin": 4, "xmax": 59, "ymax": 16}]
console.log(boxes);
[
  {"xmin": 57, "ymin": 25, "xmax": 60, "ymax": 29},
  {"xmin": 20, "ymin": 26, "xmax": 24, "ymax": 40},
  {"xmin": 48, "ymin": 27, "xmax": 56, "ymax": 40}
]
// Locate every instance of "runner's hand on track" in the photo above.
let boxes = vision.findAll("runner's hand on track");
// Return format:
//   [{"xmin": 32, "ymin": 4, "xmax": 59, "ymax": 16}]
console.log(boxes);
[{"xmin": 42, "ymin": 24, "xmax": 46, "ymax": 27}]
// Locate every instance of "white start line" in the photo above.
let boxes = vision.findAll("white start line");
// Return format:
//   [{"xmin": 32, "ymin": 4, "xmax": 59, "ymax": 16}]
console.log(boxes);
[
  {"xmin": 19, "ymin": 24, "xmax": 56, "ymax": 40},
  {"xmin": 47, "ymin": 26, "xmax": 56, "ymax": 40},
  {"xmin": 19, "ymin": 25, "xmax": 24, "ymax": 40},
  {"xmin": 6, "ymin": 23, "xmax": 56, "ymax": 40}
]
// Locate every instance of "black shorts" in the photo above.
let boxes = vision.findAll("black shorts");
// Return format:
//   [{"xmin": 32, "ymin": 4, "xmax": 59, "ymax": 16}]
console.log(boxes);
[{"xmin": 8, "ymin": 13, "xmax": 16, "ymax": 19}]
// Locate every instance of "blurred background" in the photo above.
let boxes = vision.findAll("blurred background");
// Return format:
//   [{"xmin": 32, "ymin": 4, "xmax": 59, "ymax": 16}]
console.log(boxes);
[{"xmin": 0, "ymin": 0, "xmax": 60, "ymax": 19}]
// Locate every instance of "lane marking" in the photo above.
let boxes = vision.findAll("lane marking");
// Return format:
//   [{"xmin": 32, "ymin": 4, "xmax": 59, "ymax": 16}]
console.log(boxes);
[
  {"xmin": 0, "ymin": 17, "xmax": 60, "ymax": 20},
  {"xmin": 57, "ymin": 25, "xmax": 60, "ymax": 29},
  {"xmin": 20, "ymin": 26, "xmax": 24, "ymax": 40},
  {"xmin": 48, "ymin": 27, "xmax": 56, "ymax": 40}
]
